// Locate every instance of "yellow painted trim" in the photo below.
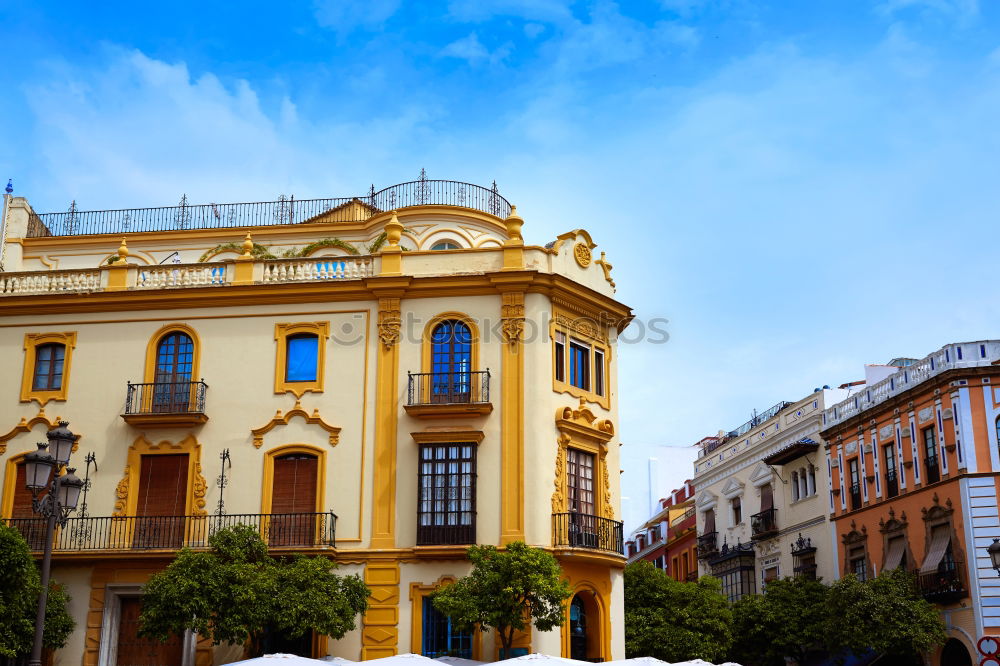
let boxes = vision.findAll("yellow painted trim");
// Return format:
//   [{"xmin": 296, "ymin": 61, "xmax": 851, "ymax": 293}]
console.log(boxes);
[
  {"xmin": 559, "ymin": 578, "xmax": 611, "ymax": 661},
  {"xmin": 498, "ymin": 287, "xmax": 527, "ymax": 544},
  {"xmin": 552, "ymin": 400, "xmax": 616, "ymax": 520},
  {"xmin": 371, "ymin": 293, "xmax": 403, "ymax": 549},
  {"xmin": 19, "ymin": 331, "xmax": 77, "ymax": 406},
  {"xmin": 409, "ymin": 577, "xmax": 482, "ymax": 660},
  {"xmin": 260, "ymin": 443, "xmax": 327, "ymax": 514},
  {"xmin": 143, "ymin": 323, "xmax": 202, "ymax": 383},
  {"xmin": 550, "ymin": 309, "xmax": 611, "ymax": 410},
  {"xmin": 420, "ymin": 311, "xmax": 481, "ymax": 374},
  {"xmin": 273, "ymin": 321, "xmax": 330, "ymax": 397},
  {"xmin": 251, "ymin": 403, "xmax": 341, "ymax": 449},
  {"xmin": 362, "ymin": 559, "xmax": 401, "ymax": 658},
  {"xmin": 0, "ymin": 408, "xmax": 64, "ymax": 457},
  {"xmin": 410, "ymin": 429, "xmax": 486, "ymax": 444},
  {"xmin": 1, "ymin": 451, "xmax": 29, "ymax": 519},
  {"xmin": 113, "ymin": 434, "xmax": 207, "ymax": 518}
]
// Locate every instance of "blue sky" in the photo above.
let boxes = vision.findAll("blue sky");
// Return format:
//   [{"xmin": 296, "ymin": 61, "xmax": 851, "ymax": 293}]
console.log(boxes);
[{"xmin": 3, "ymin": 0, "xmax": 999, "ymax": 529}]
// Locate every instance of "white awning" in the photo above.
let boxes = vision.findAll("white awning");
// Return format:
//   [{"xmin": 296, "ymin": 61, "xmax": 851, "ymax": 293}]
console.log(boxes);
[
  {"xmin": 919, "ymin": 525, "xmax": 952, "ymax": 574},
  {"xmin": 884, "ymin": 536, "xmax": 906, "ymax": 571}
]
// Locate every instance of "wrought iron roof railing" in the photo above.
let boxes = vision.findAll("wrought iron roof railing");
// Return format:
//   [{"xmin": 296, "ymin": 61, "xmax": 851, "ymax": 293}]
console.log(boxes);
[{"xmin": 27, "ymin": 180, "xmax": 512, "ymax": 238}]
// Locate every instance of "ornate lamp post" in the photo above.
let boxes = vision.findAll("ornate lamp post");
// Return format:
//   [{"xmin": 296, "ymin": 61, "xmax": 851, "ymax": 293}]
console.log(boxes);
[
  {"xmin": 23, "ymin": 421, "xmax": 83, "ymax": 666},
  {"xmin": 988, "ymin": 538, "xmax": 1000, "ymax": 574}
]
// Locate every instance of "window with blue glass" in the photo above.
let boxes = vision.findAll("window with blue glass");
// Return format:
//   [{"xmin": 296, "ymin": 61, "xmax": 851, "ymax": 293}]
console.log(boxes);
[
  {"xmin": 32, "ymin": 343, "xmax": 65, "ymax": 391},
  {"xmin": 431, "ymin": 320, "xmax": 472, "ymax": 402},
  {"xmin": 153, "ymin": 332, "xmax": 194, "ymax": 412},
  {"xmin": 569, "ymin": 339, "xmax": 590, "ymax": 391},
  {"xmin": 422, "ymin": 596, "xmax": 472, "ymax": 658},
  {"xmin": 286, "ymin": 334, "xmax": 320, "ymax": 382}
]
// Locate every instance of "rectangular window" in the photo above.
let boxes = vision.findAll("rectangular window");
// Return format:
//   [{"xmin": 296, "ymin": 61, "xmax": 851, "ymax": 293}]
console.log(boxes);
[
  {"xmin": 286, "ymin": 334, "xmax": 319, "ymax": 382},
  {"xmin": 21, "ymin": 332, "xmax": 77, "ymax": 404},
  {"xmin": 422, "ymin": 596, "xmax": 472, "ymax": 658},
  {"xmin": 849, "ymin": 547, "xmax": 867, "ymax": 581},
  {"xmin": 417, "ymin": 444, "xmax": 476, "ymax": 545},
  {"xmin": 554, "ymin": 332, "xmax": 566, "ymax": 382},
  {"xmin": 848, "ymin": 459, "xmax": 861, "ymax": 510},
  {"xmin": 569, "ymin": 339, "xmax": 590, "ymax": 391},
  {"xmin": 32, "ymin": 343, "xmax": 65, "ymax": 391},
  {"xmin": 731, "ymin": 497, "xmax": 742, "ymax": 525},
  {"xmin": 567, "ymin": 449, "xmax": 595, "ymax": 514},
  {"xmin": 594, "ymin": 349, "xmax": 605, "ymax": 396},
  {"xmin": 884, "ymin": 445, "xmax": 899, "ymax": 498},
  {"xmin": 923, "ymin": 427, "xmax": 940, "ymax": 484}
]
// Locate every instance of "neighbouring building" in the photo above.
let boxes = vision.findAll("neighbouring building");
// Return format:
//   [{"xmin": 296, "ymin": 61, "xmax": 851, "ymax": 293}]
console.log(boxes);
[
  {"xmin": 625, "ymin": 481, "xmax": 697, "ymax": 582},
  {"xmin": 692, "ymin": 388, "xmax": 849, "ymax": 601},
  {"xmin": 822, "ymin": 341, "xmax": 1000, "ymax": 665},
  {"xmin": 0, "ymin": 178, "xmax": 633, "ymax": 664}
]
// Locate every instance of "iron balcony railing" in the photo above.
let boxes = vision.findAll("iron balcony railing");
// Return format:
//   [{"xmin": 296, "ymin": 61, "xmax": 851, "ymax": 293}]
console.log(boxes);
[
  {"xmin": 918, "ymin": 564, "xmax": 967, "ymax": 603},
  {"xmin": 124, "ymin": 380, "xmax": 208, "ymax": 415},
  {"xmin": 886, "ymin": 470, "xmax": 899, "ymax": 498},
  {"xmin": 701, "ymin": 400, "xmax": 793, "ymax": 455},
  {"xmin": 850, "ymin": 483, "xmax": 862, "ymax": 511},
  {"xmin": 407, "ymin": 370, "xmax": 490, "ymax": 406},
  {"xmin": 552, "ymin": 512, "xmax": 624, "ymax": 555},
  {"xmin": 27, "ymin": 180, "xmax": 512, "ymax": 237},
  {"xmin": 417, "ymin": 522, "xmax": 476, "ymax": 546},
  {"xmin": 750, "ymin": 508, "xmax": 778, "ymax": 539},
  {"xmin": 696, "ymin": 531, "xmax": 719, "ymax": 559},
  {"xmin": 3, "ymin": 512, "xmax": 337, "ymax": 551},
  {"xmin": 925, "ymin": 456, "xmax": 941, "ymax": 484}
]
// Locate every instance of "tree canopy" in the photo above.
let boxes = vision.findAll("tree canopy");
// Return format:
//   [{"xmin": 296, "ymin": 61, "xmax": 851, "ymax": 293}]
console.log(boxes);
[
  {"xmin": 139, "ymin": 524, "xmax": 369, "ymax": 657},
  {"xmin": 431, "ymin": 541, "xmax": 572, "ymax": 658},
  {"xmin": 730, "ymin": 576, "xmax": 829, "ymax": 666},
  {"xmin": 0, "ymin": 523, "xmax": 74, "ymax": 658},
  {"xmin": 623, "ymin": 561, "xmax": 732, "ymax": 663}
]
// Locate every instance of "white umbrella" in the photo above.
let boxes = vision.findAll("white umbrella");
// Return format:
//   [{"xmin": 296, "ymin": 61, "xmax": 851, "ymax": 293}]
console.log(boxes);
[
  {"xmin": 605, "ymin": 659, "xmax": 672, "ymax": 666},
  {"xmin": 502, "ymin": 654, "xmax": 590, "ymax": 665},
  {"xmin": 231, "ymin": 655, "xmax": 332, "ymax": 665},
  {"xmin": 321, "ymin": 658, "xmax": 359, "ymax": 664},
  {"xmin": 435, "ymin": 658, "xmax": 485, "ymax": 666},
  {"xmin": 364, "ymin": 654, "xmax": 442, "ymax": 666}
]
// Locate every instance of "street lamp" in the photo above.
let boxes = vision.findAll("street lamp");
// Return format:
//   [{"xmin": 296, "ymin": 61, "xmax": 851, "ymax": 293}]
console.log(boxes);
[
  {"xmin": 24, "ymin": 421, "xmax": 82, "ymax": 666},
  {"xmin": 988, "ymin": 539, "xmax": 1000, "ymax": 574}
]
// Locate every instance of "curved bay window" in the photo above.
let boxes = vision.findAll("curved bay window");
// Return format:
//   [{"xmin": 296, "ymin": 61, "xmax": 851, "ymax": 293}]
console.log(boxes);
[
  {"xmin": 153, "ymin": 331, "xmax": 194, "ymax": 412},
  {"xmin": 431, "ymin": 320, "xmax": 472, "ymax": 403},
  {"xmin": 708, "ymin": 542, "xmax": 756, "ymax": 601},
  {"xmin": 418, "ymin": 443, "xmax": 476, "ymax": 545}
]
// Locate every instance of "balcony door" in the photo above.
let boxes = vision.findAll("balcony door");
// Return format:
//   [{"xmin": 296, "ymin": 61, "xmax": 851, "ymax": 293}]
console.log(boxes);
[
  {"xmin": 11, "ymin": 461, "xmax": 47, "ymax": 549},
  {"xmin": 133, "ymin": 454, "xmax": 188, "ymax": 549},
  {"xmin": 269, "ymin": 453, "xmax": 318, "ymax": 546},
  {"xmin": 430, "ymin": 320, "xmax": 471, "ymax": 403},
  {"xmin": 567, "ymin": 449, "xmax": 596, "ymax": 547},
  {"xmin": 153, "ymin": 332, "xmax": 194, "ymax": 412}
]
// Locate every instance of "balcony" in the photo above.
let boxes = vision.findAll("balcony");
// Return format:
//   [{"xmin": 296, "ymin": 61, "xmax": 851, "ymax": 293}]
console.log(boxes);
[
  {"xmin": 925, "ymin": 456, "xmax": 941, "ymax": 484},
  {"xmin": 404, "ymin": 371, "xmax": 492, "ymax": 418},
  {"xmin": 417, "ymin": 522, "xmax": 476, "ymax": 546},
  {"xmin": 750, "ymin": 508, "xmax": 778, "ymax": 540},
  {"xmin": 552, "ymin": 513, "xmax": 624, "ymax": 555},
  {"xmin": 886, "ymin": 471, "xmax": 899, "ymax": 498},
  {"xmin": 918, "ymin": 566, "xmax": 967, "ymax": 604},
  {"xmin": 850, "ymin": 483, "xmax": 862, "ymax": 511},
  {"xmin": 3, "ymin": 512, "xmax": 337, "ymax": 552},
  {"xmin": 696, "ymin": 532, "xmax": 719, "ymax": 559},
  {"xmin": 121, "ymin": 381, "xmax": 209, "ymax": 428}
]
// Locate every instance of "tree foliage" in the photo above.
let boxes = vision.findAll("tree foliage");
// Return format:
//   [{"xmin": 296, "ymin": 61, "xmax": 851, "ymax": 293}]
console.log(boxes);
[
  {"xmin": 730, "ymin": 576, "xmax": 829, "ymax": 666},
  {"xmin": 0, "ymin": 523, "xmax": 75, "ymax": 658},
  {"xmin": 139, "ymin": 525, "xmax": 369, "ymax": 657},
  {"xmin": 431, "ymin": 541, "xmax": 572, "ymax": 657},
  {"xmin": 623, "ymin": 561, "xmax": 732, "ymax": 663},
  {"xmin": 825, "ymin": 569, "xmax": 946, "ymax": 659}
]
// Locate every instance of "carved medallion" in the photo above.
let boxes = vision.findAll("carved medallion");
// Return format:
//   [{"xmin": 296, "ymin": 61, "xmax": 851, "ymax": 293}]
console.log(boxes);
[{"xmin": 573, "ymin": 243, "xmax": 592, "ymax": 267}]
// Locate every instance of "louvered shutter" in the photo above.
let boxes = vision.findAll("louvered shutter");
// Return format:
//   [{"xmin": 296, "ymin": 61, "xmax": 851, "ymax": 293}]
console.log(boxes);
[
  {"xmin": 270, "ymin": 455, "xmax": 318, "ymax": 546},
  {"xmin": 11, "ymin": 464, "xmax": 47, "ymax": 548},
  {"xmin": 133, "ymin": 454, "xmax": 188, "ymax": 548}
]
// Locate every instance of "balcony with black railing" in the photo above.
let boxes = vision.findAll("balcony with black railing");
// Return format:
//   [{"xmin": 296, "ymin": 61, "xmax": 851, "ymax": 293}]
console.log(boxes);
[
  {"xmin": 552, "ymin": 513, "xmax": 624, "ymax": 555},
  {"xmin": 3, "ymin": 511, "xmax": 337, "ymax": 552},
  {"xmin": 886, "ymin": 471, "xmax": 899, "ymax": 498},
  {"xmin": 918, "ymin": 565, "xmax": 967, "ymax": 604},
  {"xmin": 697, "ymin": 531, "xmax": 719, "ymax": 559},
  {"xmin": 122, "ymin": 380, "xmax": 209, "ymax": 427},
  {"xmin": 925, "ymin": 456, "xmax": 941, "ymax": 484},
  {"xmin": 850, "ymin": 483, "xmax": 862, "ymax": 511},
  {"xmin": 750, "ymin": 508, "xmax": 778, "ymax": 540},
  {"xmin": 405, "ymin": 370, "xmax": 492, "ymax": 417}
]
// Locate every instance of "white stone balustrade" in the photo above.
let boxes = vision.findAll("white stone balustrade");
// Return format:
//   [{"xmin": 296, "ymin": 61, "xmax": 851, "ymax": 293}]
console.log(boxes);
[
  {"xmin": 135, "ymin": 264, "xmax": 228, "ymax": 289},
  {"xmin": 261, "ymin": 256, "xmax": 374, "ymax": 283},
  {"xmin": 0, "ymin": 270, "xmax": 102, "ymax": 295}
]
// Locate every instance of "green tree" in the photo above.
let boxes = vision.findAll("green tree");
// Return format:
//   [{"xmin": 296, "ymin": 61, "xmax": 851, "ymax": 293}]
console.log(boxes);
[
  {"xmin": 431, "ymin": 541, "xmax": 572, "ymax": 658},
  {"xmin": 623, "ymin": 561, "xmax": 732, "ymax": 662},
  {"xmin": 138, "ymin": 524, "xmax": 369, "ymax": 657},
  {"xmin": 730, "ymin": 576, "xmax": 829, "ymax": 666},
  {"xmin": 826, "ymin": 568, "xmax": 946, "ymax": 660},
  {"xmin": 0, "ymin": 523, "xmax": 75, "ymax": 658}
]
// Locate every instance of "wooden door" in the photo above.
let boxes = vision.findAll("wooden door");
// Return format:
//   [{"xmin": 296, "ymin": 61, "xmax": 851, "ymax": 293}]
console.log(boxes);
[
  {"xmin": 269, "ymin": 454, "xmax": 318, "ymax": 546},
  {"xmin": 133, "ymin": 454, "xmax": 188, "ymax": 549},
  {"xmin": 115, "ymin": 597, "xmax": 184, "ymax": 665}
]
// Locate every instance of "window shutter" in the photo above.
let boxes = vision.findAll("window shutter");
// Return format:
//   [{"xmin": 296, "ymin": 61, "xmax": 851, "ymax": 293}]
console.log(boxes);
[
  {"xmin": 270, "ymin": 454, "xmax": 319, "ymax": 546},
  {"xmin": 704, "ymin": 508, "xmax": 716, "ymax": 533},
  {"xmin": 760, "ymin": 484, "xmax": 773, "ymax": 511},
  {"xmin": 136, "ymin": 454, "xmax": 189, "ymax": 516},
  {"xmin": 920, "ymin": 524, "xmax": 952, "ymax": 574}
]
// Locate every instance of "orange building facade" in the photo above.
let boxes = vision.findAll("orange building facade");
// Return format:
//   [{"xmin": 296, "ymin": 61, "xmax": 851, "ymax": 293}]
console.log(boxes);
[
  {"xmin": 822, "ymin": 341, "xmax": 1000, "ymax": 665},
  {"xmin": 625, "ymin": 481, "xmax": 698, "ymax": 582}
]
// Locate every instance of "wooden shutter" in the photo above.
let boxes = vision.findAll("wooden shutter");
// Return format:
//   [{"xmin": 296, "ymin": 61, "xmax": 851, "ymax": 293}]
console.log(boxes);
[
  {"xmin": 270, "ymin": 454, "xmax": 318, "ymax": 546},
  {"xmin": 704, "ymin": 508, "xmax": 716, "ymax": 533},
  {"xmin": 760, "ymin": 484, "xmax": 773, "ymax": 511},
  {"xmin": 116, "ymin": 597, "xmax": 183, "ymax": 665},
  {"xmin": 11, "ymin": 463, "xmax": 47, "ymax": 548},
  {"xmin": 133, "ymin": 454, "xmax": 188, "ymax": 548}
]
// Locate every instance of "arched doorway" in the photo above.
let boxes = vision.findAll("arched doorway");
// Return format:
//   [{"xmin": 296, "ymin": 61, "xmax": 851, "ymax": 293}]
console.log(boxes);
[
  {"xmin": 940, "ymin": 638, "xmax": 972, "ymax": 666},
  {"xmin": 569, "ymin": 596, "xmax": 587, "ymax": 661}
]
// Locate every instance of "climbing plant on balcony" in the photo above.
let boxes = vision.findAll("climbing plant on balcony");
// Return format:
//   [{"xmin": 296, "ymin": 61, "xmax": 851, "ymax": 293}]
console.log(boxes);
[
  {"xmin": 138, "ymin": 524, "xmax": 369, "ymax": 657},
  {"xmin": 0, "ymin": 523, "xmax": 74, "ymax": 658}
]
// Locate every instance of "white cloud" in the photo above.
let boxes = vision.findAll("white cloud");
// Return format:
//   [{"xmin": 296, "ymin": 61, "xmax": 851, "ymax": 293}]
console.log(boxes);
[
  {"xmin": 447, "ymin": 0, "xmax": 575, "ymax": 24},
  {"xmin": 877, "ymin": 0, "xmax": 979, "ymax": 24},
  {"xmin": 313, "ymin": 0, "xmax": 402, "ymax": 32}
]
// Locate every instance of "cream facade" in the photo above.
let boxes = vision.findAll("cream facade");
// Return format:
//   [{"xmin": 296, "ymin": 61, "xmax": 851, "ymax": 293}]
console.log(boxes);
[
  {"xmin": 691, "ymin": 389, "xmax": 849, "ymax": 600},
  {"xmin": 0, "ymin": 181, "xmax": 632, "ymax": 665}
]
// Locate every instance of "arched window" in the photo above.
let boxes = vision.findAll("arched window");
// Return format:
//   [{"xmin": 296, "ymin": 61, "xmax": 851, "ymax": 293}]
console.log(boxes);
[
  {"xmin": 791, "ymin": 472, "xmax": 800, "ymax": 501},
  {"xmin": 153, "ymin": 331, "xmax": 194, "ymax": 412},
  {"xmin": 431, "ymin": 320, "xmax": 472, "ymax": 402},
  {"xmin": 32, "ymin": 343, "xmax": 65, "ymax": 391},
  {"xmin": 569, "ymin": 596, "xmax": 588, "ymax": 661},
  {"xmin": 431, "ymin": 241, "xmax": 460, "ymax": 251}
]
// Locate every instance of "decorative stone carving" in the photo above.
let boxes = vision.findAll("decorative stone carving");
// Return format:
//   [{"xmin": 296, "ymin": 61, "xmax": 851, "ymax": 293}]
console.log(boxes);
[
  {"xmin": 0, "ymin": 408, "xmax": 69, "ymax": 456},
  {"xmin": 918, "ymin": 407, "xmax": 933, "ymax": 423},
  {"xmin": 377, "ymin": 297, "xmax": 401, "ymax": 348},
  {"xmin": 573, "ymin": 242, "xmax": 592, "ymax": 267},
  {"xmin": 113, "ymin": 466, "xmax": 130, "ymax": 517},
  {"xmin": 500, "ymin": 292, "xmax": 525, "ymax": 346},
  {"xmin": 191, "ymin": 462, "xmax": 208, "ymax": 515},
  {"xmin": 551, "ymin": 435, "xmax": 569, "ymax": 513},
  {"xmin": 251, "ymin": 401, "xmax": 341, "ymax": 449}
]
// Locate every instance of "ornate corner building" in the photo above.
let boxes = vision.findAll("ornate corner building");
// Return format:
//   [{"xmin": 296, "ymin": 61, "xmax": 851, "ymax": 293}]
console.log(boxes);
[{"xmin": 0, "ymin": 179, "xmax": 633, "ymax": 665}]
